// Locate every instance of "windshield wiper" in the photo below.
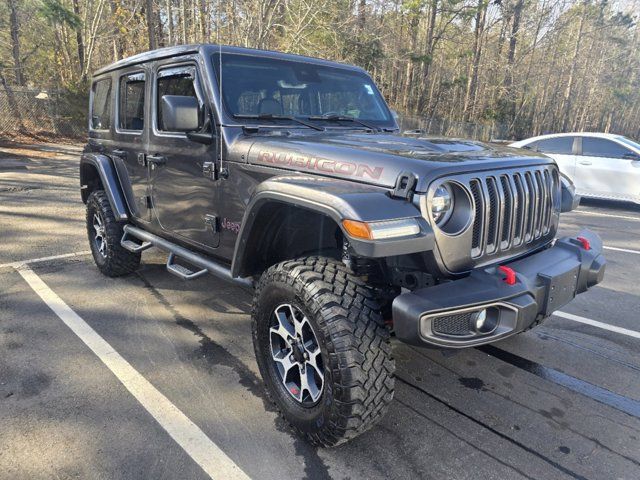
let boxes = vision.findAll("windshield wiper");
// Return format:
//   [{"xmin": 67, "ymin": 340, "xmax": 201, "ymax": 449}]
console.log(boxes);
[
  {"xmin": 306, "ymin": 114, "xmax": 381, "ymax": 132},
  {"xmin": 233, "ymin": 113, "xmax": 324, "ymax": 131}
]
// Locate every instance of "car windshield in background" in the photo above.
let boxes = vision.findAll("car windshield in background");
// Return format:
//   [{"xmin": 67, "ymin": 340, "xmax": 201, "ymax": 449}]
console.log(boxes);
[
  {"xmin": 211, "ymin": 53, "xmax": 394, "ymax": 128},
  {"xmin": 616, "ymin": 135, "xmax": 640, "ymax": 151}
]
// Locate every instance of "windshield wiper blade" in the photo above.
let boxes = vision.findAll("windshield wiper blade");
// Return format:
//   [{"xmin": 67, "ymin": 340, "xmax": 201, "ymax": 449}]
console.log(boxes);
[
  {"xmin": 233, "ymin": 113, "xmax": 324, "ymax": 131},
  {"xmin": 306, "ymin": 114, "xmax": 381, "ymax": 132}
]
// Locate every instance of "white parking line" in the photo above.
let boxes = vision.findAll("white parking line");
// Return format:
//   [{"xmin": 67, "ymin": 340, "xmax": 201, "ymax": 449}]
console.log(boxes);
[
  {"xmin": 574, "ymin": 210, "xmax": 640, "ymax": 222},
  {"xmin": 555, "ymin": 311, "xmax": 640, "ymax": 340},
  {"xmin": 0, "ymin": 251, "xmax": 91, "ymax": 269},
  {"xmin": 17, "ymin": 266, "xmax": 250, "ymax": 480},
  {"xmin": 603, "ymin": 246, "xmax": 640, "ymax": 256}
]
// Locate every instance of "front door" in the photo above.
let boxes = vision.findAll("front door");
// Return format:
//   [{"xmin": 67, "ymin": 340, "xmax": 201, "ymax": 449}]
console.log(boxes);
[
  {"xmin": 534, "ymin": 136, "xmax": 577, "ymax": 180},
  {"xmin": 575, "ymin": 137, "xmax": 640, "ymax": 201},
  {"xmin": 111, "ymin": 69, "xmax": 151, "ymax": 222},
  {"xmin": 147, "ymin": 60, "xmax": 220, "ymax": 249}
]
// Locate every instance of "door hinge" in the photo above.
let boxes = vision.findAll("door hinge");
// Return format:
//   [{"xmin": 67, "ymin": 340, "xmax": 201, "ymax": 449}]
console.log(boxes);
[
  {"xmin": 204, "ymin": 214, "xmax": 219, "ymax": 233},
  {"xmin": 203, "ymin": 162, "xmax": 229, "ymax": 181},
  {"xmin": 203, "ymin": 161, "xmax": 216, "ymax": 180},
  {"xmin": 139, "ymin": 195, "xmax": 152, "ymax": 209}
]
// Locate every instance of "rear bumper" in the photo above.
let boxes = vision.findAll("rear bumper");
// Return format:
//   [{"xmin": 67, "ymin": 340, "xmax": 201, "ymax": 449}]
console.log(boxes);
[{"xmin": 392, "ymin": 230, "xmax": 605, "ymax": 348}]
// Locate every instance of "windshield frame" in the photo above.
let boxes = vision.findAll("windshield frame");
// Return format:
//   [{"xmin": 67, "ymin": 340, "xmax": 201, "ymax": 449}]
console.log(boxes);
[{"xmin": 210, "ymin": 52, "xmax": 397, "ymax": 131}]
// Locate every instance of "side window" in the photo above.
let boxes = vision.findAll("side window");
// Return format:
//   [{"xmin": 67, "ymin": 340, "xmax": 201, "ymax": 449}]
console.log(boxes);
[
  {"xmin": 536, "ymin": 137, "xmax": 574, "ymax": 155},
  {"xmin": 90, "ymin": 78, "xmax": 111, "ymax": 130},
  {"xmin": 581, "ymin": 138, "xmax": 630, "ymax": 159},
  {"xmin": 119, "ymin": 72, "xmax": 146, "ymax": 131},
  {"xmin": 156, "ymin": 65, "xmax": 202, "ymax": 132}
]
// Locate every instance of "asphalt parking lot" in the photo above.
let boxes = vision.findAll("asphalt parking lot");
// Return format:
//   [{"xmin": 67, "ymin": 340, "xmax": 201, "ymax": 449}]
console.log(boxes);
[{"xmin": 1, "ymin": 142, "xmax": 640, "ymax": 480}]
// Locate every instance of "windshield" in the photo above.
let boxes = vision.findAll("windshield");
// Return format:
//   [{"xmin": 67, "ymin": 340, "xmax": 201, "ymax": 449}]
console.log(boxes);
[
  {"xmin": 616, "ymin": 135, "xmax": 640, "ymax": 151},
  {"xmin": 211, "ymin": 53, "xmax": 394, "ymax": 127}
]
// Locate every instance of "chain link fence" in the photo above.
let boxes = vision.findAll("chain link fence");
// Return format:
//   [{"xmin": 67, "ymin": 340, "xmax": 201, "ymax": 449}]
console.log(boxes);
[{"xmin": 0, "ymin": 87, "xmax": 87, "ymax": 139}]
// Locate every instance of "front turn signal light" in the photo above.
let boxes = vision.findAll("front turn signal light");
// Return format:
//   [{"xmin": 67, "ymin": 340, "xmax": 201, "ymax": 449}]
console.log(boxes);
[
  {"xmin": 342, "ymin": 218, "xmax": 421, "ymax": 240},
  {"xmin": 342, "ymin": 219, "xmax": 373, "ymax": 239}
]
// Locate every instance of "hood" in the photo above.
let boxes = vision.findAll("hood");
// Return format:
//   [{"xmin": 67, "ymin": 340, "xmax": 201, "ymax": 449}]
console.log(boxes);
[{"xmin": 245, "ymin": 131, "xmax": 553, "ymax": 192}]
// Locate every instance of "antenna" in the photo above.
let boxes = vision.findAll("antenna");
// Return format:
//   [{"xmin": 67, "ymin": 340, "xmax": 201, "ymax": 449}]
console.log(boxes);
[{"xmin": 217, "ymin": 0, "xmax": 224, "ymax": 176}]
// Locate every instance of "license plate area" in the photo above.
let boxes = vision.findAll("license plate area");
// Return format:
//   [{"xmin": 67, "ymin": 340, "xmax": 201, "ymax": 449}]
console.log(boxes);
[{"xmin": 539, "ymin": 263, "xmax": 580, "ymax": 316}]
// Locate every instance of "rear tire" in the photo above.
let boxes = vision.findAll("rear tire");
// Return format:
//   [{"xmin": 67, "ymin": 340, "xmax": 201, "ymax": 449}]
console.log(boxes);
[
  {"xmin": 86, "ymin": 190, "xmax": 140, "ymax": 277},
  {"xmin": 252, "ymin": 256, "xmax": 395, "ymax": 447}
]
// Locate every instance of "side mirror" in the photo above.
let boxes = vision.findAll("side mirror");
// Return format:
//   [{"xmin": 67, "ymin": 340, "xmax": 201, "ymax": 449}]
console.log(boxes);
[
  {"xmin": 560, "ymin": 175, "xmax": 580, "ymax": 212},
  {"xmin": 161, "ymin": 95, "xmax": 200, "ymax": 132},
  {"xmin": 622, "ymin": 152, "xmax": 640, "ymax": 160}
]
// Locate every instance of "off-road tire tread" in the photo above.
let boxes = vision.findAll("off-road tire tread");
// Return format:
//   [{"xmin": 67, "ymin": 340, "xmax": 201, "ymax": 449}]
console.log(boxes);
[
  {"xmin": 87, "ymin": 190, "xmax": 140, "ymax": 277},
  {"xmin": 252, "ymin": 256, "xmax": 395, "ymax": 447}
]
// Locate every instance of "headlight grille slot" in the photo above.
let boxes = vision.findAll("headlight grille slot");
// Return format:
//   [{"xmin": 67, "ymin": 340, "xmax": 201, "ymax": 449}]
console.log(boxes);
[{"xmin": 468, "ymin": 166, "xmax": 559, "ymax": 259}]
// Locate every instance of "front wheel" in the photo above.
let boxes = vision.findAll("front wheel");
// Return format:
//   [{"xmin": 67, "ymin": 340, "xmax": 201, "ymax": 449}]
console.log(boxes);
[{"xmin": 252, "ymin": 257, "xmax": 395, "ymax": 447}]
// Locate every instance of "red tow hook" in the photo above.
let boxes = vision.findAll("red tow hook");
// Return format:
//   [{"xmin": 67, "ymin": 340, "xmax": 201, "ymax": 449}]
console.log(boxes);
[
  {"xmin": 576, "ymin": 236, "xmax": 591, "ymax": 250},
  {"xmin": 498, "ymin": 265, "xmax": 517, "ymax": 285}
]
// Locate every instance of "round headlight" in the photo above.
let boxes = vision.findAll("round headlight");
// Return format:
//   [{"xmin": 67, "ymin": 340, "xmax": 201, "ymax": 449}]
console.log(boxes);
[{"xmin": 431, "ymin": 184, "xmax": 453, "ymax": 225}]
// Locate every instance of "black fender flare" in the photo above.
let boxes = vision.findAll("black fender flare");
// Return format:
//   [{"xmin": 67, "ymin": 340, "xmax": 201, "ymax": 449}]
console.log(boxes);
[
  {"xmin": 80, "ymin": 153, "xmax": 129, "ymax": 221},
  {"xmin": 231, "ymin": 175, "xmax": 434, "ymax": 278}
]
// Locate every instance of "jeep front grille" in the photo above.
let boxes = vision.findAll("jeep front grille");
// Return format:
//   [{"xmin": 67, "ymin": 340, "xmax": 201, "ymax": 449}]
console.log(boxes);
[{"xmin": 468, "ymin": 166, "xmax": 559, "ymax": 259}]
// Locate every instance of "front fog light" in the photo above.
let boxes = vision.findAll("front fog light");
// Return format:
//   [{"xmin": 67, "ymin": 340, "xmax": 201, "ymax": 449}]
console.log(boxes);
[
  {"xmin": 471, "ymin": 308, "xmax": 498, "ymax": 334},
  {"xmin": 472, "ymin": 310, "xmax": 487, "ymax": 331},
  {"xmin": 431, "ymin": 184, "xmax": 453, "ymax": 225}
]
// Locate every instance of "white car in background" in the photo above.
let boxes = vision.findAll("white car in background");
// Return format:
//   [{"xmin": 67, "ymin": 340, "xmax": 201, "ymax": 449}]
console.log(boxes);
[{"xmin": 510, "ymin": 132, "xmax": 640, "ymax": 204}]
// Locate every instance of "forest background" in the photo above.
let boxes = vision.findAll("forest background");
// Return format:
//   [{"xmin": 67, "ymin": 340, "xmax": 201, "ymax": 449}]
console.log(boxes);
[{"xmin": 1, "ymin": 0, "xmax": 639, "ymax": 140}]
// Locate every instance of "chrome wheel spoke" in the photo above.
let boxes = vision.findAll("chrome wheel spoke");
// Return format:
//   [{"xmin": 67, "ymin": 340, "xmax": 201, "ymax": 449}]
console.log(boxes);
[
  {"xmin": 92, "ymin": 213, "xmax": 106, "ymax": 257},
  {"xmin": 269, "ymin": 303, "xmax": 325, "ymax": 406},
  {"xmin": 301, "ymin": 363, "xmax": 322, "ymax": 403}
]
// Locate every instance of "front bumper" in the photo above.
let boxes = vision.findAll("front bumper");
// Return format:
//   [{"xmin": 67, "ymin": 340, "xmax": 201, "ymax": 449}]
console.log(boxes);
[{"xmin": 392, "ymin": 230, "xmax": 605, "ymax": 348}]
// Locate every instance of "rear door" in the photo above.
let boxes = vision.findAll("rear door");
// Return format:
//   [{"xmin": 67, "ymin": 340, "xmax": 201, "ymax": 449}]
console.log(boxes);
[
  {"xmin": 575, "ymin": 136, "xmax": 640, "ymax": 201},
  {"xmin": 534, "ymin": 136, "xmax": 577, "ymax": 180},
  {"xmin": 147, "ymin": 58, "xmax": 220, "ymax": 249},
  {"xmin": 111, "ymin": 69, "xmax": 151, "ymax": 222}
]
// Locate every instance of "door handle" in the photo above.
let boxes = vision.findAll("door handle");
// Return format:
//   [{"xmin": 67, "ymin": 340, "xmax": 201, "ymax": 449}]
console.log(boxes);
[
  {"xmin": 147, "ymin": 154, "xmax": 166, "ymax": 169},
  {"xmin": 578, "ymin": 160, "xmax": 592, "ymax": 165},
  {"xmin": 112, "ymin": 149, "xmax": 126, "ymax": 158}
]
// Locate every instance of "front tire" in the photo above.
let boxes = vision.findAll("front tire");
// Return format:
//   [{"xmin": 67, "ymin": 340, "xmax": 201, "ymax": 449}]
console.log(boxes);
[
  {"xmin": 86, "ymin": 190, "xmax": 140, "ymax": 277},
  {"xmin": 252, "ymin": 257, "xmax": 395, "ymax": 447}
]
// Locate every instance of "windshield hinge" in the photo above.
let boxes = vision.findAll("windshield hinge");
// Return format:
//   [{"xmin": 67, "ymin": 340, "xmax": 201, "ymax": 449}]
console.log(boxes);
[{"xmin": 391, "ymin": 171, "xmax": 418, "ymax": 201}]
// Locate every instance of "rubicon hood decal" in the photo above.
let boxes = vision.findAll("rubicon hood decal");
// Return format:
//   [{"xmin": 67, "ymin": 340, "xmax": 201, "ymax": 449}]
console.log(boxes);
[
  {"xmin": 245, "ymin": 132, "xmax": 554, "ymax": 192},
  {"xmin": 257, "ymin": 150, "xmax": 384, "ymax": 180}
]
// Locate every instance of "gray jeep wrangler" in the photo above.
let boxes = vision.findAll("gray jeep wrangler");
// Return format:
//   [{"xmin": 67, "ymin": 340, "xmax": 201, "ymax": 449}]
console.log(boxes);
[{"xmin": 81, "ymin": 44, "xmax": 605, "ymax": 446}]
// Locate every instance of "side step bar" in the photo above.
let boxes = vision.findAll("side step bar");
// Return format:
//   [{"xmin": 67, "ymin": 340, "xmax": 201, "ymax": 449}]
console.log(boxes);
[{"xmin": 121, "ymin": 224, "xmax": 253, "ymax": 290}]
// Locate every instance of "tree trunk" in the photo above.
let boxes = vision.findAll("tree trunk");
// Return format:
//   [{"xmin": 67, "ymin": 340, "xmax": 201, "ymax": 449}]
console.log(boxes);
[
  {"xmin": 7, "ymin": 0, "xmax": 25, "ymax": 86},
  {"xmin": 72, "ymin": 0, "xmax": 86, "ymax": 82},
  {"xmin": 561, "ymin": 3, "xmax": 587, "ymax": 132},
  {"xmin": 166, "ymin": 0, "xmax": 174, "ymax": 45},
  {"xmin": 503, "ymin": 0, "xmax": 524, "ymax": 134},
  {"xmin": 463, "ymin": 0, "xmax": 487, "ymax": 122},
  {"xmin": 181, "ymin": 0, "xmax": 188, "ymax": 44},
  {"xmin": 146, "ymin": 0, "xmax": 157, "ymax": 50}
]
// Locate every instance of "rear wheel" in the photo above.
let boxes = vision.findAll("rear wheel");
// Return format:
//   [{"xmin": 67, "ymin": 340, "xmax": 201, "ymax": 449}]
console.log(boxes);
[
  {"xmin": 86, "ymin": 190, "xmax": 140, "ymax": 277},
  {"xmin": 252, "ymin": 256, "xmax": 395, "ymax": 447}
]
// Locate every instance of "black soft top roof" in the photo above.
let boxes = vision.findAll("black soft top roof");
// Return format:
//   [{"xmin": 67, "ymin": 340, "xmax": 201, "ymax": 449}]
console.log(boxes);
[{"xmin": 92, "ymin": 44, "xmax": 364, "ymax": 77}]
